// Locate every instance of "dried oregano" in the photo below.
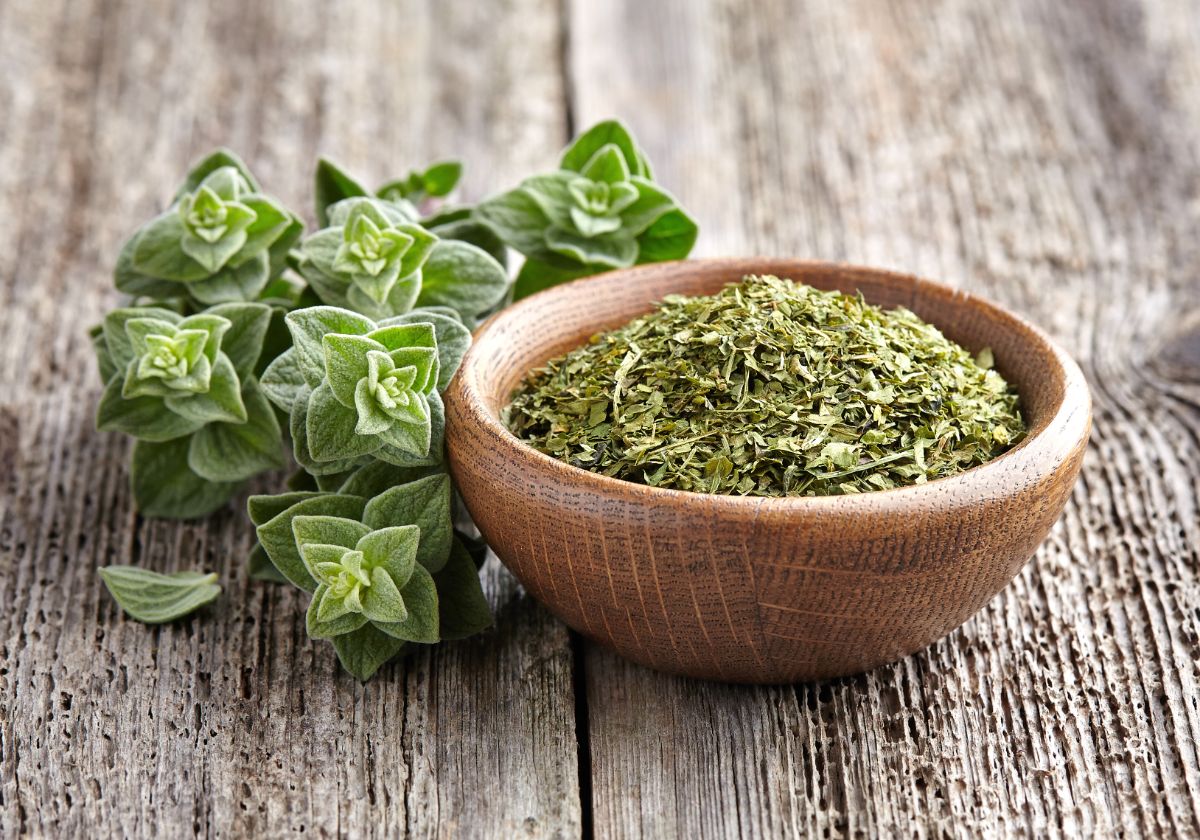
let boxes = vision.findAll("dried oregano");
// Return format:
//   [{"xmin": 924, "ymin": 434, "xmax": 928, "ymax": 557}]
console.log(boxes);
[{"xmin": 507, "ymin": 275, "xmax": 1025, "ymax": 496}]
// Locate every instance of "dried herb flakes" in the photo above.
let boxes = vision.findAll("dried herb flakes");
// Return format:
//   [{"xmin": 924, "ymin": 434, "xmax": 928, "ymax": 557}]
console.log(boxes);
[{"xmin": 506, "ymin": 275, "xmax": 1025, "ymax": 496}]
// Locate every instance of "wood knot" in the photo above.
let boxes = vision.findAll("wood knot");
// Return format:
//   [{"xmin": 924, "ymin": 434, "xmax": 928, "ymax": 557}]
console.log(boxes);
[{"xmin": 1151, "ymin": 311, "xmax": 1200, "ymax": 383}]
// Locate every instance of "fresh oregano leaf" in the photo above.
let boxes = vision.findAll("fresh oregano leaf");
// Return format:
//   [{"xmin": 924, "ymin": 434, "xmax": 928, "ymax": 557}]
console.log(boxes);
[
  {"xmin": 434, "ymin": 538, "xmax": 493, "ymax": 640},
  {"xmin": 332, "ymin": 623, "xmax": 406, "ymax": 682},
  {"xmin": 205, "ymin": 302, "xmax": 272, "ymax": 380},
  {"xmin": 187, "ymin": 379, "xmax": 285, "ymax": 482},
  {"xmin": 260, "ymin": 347, "xmax": 309, "ymax": 411},
  {"xmin": 254, "ymin": 493, "xmax": 368, "ymax": 591},
  {"xmin": 285, "ymin": 306, "xmax": 374, "ymax": 387},
  {"xmin": 371, "ymin": 564, "xmax": 438, "ymax": 643},
  {"xmin": 100, "ymin": 566, "xmax": 221, "ymax": 623},
  {"xmin": 414, "ymin": 240, "xmax": 509, "ymax": 323},
  {"xmin": 130, "ymin": 437, "xmax": 242, "ymax": 519},
  {"xmin": 378, "ymin": 309, "xmax": 471, "ymax": 390},
  {"xmin": 314, "ymin": 158, "xmax": 370, "ymax": 227},
  {"xmin": 559, "ymin": 119, "xmax": 652, "ymax": 179},
  {"xmin": 335, "ymin": 461, "xmax": 440, "ymax": 498},
  {"xmin": 248, "ymin": 491, "xmax": 323, "ymax": 526},
  {"xmin": 174, "ymin": 148, "xmax": 261, "ymax": 200},
  {"xmin": 362, "ymin": 474, "xmax": 452, "ymax": 573},
  {"xmin": 248, "ymin": 544, "xmax": 288, "ymax": 583}
]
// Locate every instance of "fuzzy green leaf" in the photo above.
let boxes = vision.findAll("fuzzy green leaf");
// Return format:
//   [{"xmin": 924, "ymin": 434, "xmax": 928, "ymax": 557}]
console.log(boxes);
[
  {"xmin": 99, "ymin": 566, "xmax": 221, "ymax": 623},
  {"xmin": 255, "ymin": 494, "xmax": 367, "ymax": 591},
  {"xmin": 323, "ymin": 333, "xmax": 384, "ymax": 406},
  {"xmin": 544, "ymin": 227, "xmax": 638, "ymax": 269},
  {"xmin": 292, "ymin": 514, "xmax": 372, "ymax": 551},
  {"xmin": 580, "ymin": 144, "xmax": 632, "ymax": 185},
  {"xmin": 247, "ymin": 491, "xmax": 323, "ymax": 526},
  {"xmin": 289, "ymin": 387, "xmax": 367, "ymax": 476},
  {"xmin": 360, "ymin": 566, "xmax": 408, "ymax": 624},
  {"xmin": 375, "ymin": 389, "xmax": 444, "ymax": 467},
  {"xmin": 131, "ymin": 211, "xmax": 208, "ymax": 281},
  {"xmin": 286, "ymin": 306, "xmax": 375, "ymax": 386},
  {"xmin": 379, "ymin": 309, "xmax": 470, "ymax": 389},
  {"xmin": 356, "ymin": 525, "xmax": 420, "ymax": 586},
  {"xmin": 415, "ymin": 240, "xmax": 509, "ymax": 323},
  {"xmin": 186, "ymin": 251, "xmax": 271, "ymax": 305},
  {"xmin": 130, "ymin": 437, "xmax": 241, "ymax": 519},
  {"xmin": 619, "ymin": 177, "xmax": 678, "ymax": 235},
  {"xmin": 163, "ymin": 353, "xmax": 247, "ymax": 425},
  {"xmin": 187, "ymin": 379, "xmax": 284, "ymax": 482},
  {"xmin": 203, "ymin": 303, "xmax": 272, "ymax": 380},
  {"xmin": 424, "ymin": 209, "xmax": 508, "ymax": 270},
  {"xmin": 635, "ymin": 207, "xmax": 699, "ymax": 263},
  {"xmin": 234, "ymin": 195, "xmax": 291, "ymax": 265},
  {"xmin": 560, "ymin": 120, "xmax": 652, "ymax": 178},
  {"xmin": 372, "ymin": 564, "xmax": 439, "ymax": 643},
  {"xmin": 315, "ymin": 159, "xmax": 370, "ymax": 227},
  {"xmin": 362, "ymin": 474, "xmax": 452, "ymax": 573},
  {"xmin": 307, "ymin": 381, "xmax": 382, "ymax": 461},
  {"xmin": 335, "ymin": 461, "xmax": 440, "ymax": 498},
  {"xmin": 175, "ymin": 149, "xmax": 260, "ymax": 199},
  {"xmin": 331, "ymin": 624, "xmax": 406, "ymax": 681},
  {"xmin": 306, "ymin": 585, "xmax": 370, "ymax": 639},
  {"xmin": 114, "ymin": 234, "xmax": 182, "ymax": 299},
  {"xmin": 96, "ymin": 378, "xmax": 204, "ymax": 442},
  {"xmin": 473, "ymin": 189, "xmax": 551, "ymax": 257},
  {"xmin": 103, "ymin": 306, "xmax": 182, "ymax": 370},
  {"xmin": 260, "ymin": 348, "xmax": 308, "ymax": 411},
  {"xmin": 434, "ymin": 539, "xmax": 493, "ymax": 640}
]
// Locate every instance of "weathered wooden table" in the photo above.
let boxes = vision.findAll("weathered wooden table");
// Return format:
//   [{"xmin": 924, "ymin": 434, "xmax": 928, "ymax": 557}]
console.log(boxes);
[{"xmin": 3, "ymin": 1, "xmax": 1199, "ymax": 837}]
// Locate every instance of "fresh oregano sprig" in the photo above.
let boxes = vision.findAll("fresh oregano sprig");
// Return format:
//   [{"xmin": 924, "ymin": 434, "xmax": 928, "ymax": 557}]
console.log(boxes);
[
  {"xmin": 115, "ymin": 149, "xmax": 302, "ymax": 307},
  {"xmin": 92, "ymin": 122, "xmax": 699, "ymax": 679},
  {"xmin": 475, "ymin": 120, "xmax": 698, "ymax": 300},
  {"xmin": 92, "ymin": 301, "xmax": 285, "ymax": 517}
]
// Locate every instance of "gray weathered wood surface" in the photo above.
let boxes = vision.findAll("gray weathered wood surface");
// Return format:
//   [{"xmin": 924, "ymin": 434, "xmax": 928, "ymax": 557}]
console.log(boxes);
[{"xmin": 2, "ymin": 0, "xmax": 1199, "ymax": 837}]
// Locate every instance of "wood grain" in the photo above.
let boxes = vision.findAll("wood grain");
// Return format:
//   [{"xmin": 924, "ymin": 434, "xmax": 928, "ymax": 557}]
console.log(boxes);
[
  {"xmin": 1, "ymin": 0, "xmax": 1198, "ymax": 837},
  {"xmin": 0, "ymin": 1, "xmax": 581, "ymax": 838},
  {"xmin": 569, "ymin": 0, "xmax": 1200, "ymax": 836}
]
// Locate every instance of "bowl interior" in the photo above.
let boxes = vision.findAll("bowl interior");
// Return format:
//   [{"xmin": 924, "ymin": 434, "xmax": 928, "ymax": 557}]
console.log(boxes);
[{"xmin": 473, "ymin": 259, "xmax": 1068, "ymax": 458}]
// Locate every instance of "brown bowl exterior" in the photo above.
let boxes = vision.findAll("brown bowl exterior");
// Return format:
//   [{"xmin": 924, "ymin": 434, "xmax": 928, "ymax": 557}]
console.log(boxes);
[{"xmin": 445, "ymin": 259, "xmax": 1091, "ymax": 683}]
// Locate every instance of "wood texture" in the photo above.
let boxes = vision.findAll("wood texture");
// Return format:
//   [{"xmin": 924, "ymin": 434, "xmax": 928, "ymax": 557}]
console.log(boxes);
[
  {"xmin": 0, "ymin": 1, "xmax": 581, "ymax": 838},
  {"xmin": 447, "ymin": 258, "xmax": 1091, "ymax": 682},
  {"xmin": 1, "ymin": 0, "xmax": 1198, "ymax": 837}
]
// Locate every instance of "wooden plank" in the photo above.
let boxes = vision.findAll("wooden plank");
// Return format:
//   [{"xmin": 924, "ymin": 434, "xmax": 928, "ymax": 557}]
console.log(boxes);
[
  {"xmin": 0, "ymin": 0, "xmax": 582, "ymax": 837},
  {"xmin": 568, "ymin": 0, "xmax": 1200, "ymax": 836}
]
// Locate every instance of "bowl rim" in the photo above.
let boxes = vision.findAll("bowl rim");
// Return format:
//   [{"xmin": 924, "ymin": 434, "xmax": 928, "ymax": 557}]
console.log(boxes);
[{"xmin": 449, "ymin": 258, "xmax": 1092, "ymax": 512}]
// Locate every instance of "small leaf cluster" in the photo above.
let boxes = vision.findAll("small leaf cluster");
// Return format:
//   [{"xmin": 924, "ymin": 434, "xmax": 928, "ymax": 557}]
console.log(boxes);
[
  {"xmin": 299, "ymin": 160, "xmax": 509, "ymax": 324},
  {"xmin": 92, "ymin": 301, "xmax": 284, "ymax": 517},
  {"xmin": 92, "ymin": 122, "xmax": 699, "ymax": 679},
  {"xmin": 260, "ymin": 305, "xmax": 470, "ymax": 475},
  {"xmin": 475, "ymin": 120, "xmax": 698, "ymax": 300},
  {"xmin": 116, "ymin": 151, "xmax": 302, "ymax": 307},
  {"xmin": 249, "ymin": 469, "xmax": 490, "ymax": 681}
]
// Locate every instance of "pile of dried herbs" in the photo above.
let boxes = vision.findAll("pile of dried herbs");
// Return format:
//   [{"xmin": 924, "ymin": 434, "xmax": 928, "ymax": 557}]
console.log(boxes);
[{"xmin": 506, "ymin": 275, "xmax": 1026, "ymax": 496}]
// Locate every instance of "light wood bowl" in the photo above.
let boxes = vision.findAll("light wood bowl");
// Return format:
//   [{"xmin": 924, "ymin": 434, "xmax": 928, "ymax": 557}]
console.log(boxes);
[{"xmin": 445, "ymin": 259, "xmax": 1091, "ymax": 683}]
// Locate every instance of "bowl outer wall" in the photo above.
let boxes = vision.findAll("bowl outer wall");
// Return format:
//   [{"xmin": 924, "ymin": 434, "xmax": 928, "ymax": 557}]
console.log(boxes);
[{"xmin": 445, "ymin": 259, "xmax": 1092, "ymax": 683}]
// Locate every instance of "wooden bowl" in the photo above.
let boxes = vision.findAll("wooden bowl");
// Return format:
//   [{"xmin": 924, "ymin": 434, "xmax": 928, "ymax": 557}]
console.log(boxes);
[{"xmin": 445, "ymin": 259, "xmax": 1091, "ymax": 683}]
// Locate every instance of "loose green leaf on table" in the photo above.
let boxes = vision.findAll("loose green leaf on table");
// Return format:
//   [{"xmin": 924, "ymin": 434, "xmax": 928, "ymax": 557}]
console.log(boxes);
[{"xmin": 99, "ymin": 566, "xmax": 221, "ymax": 623}]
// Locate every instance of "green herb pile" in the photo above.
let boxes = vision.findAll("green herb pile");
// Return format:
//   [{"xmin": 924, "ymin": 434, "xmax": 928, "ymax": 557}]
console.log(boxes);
[
  {"xmin": 507, "ymin": 275, "xmax": 1025, "ymax": 496},
  {"xmin": 90, "ymin": 121, "xmax": 697, "ymax": 680}
]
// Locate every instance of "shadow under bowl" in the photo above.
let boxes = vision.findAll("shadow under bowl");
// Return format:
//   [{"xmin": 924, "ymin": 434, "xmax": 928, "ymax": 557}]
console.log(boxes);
[{"xmin": 445, "ymin": 259, "xmax": 1091, "ymax": 683}]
